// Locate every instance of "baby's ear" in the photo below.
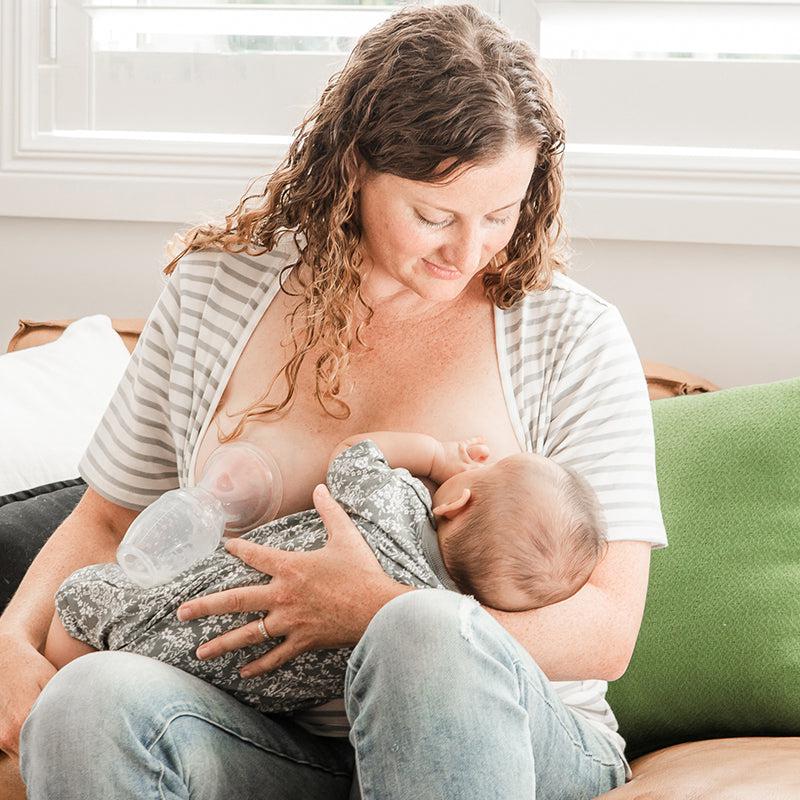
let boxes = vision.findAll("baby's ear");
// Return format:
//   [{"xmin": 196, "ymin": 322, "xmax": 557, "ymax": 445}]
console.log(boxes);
[{"xmin": 432, "ymin": 488, "xmax": 471, "ymax": 521}]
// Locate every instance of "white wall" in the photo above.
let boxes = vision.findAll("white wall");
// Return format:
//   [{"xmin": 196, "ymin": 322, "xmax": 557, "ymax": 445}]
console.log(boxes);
[
  {"xmin": 1, "ymin": 216, "xmax": 797, "ymax": 389},
  {"xmin": 569, "ymin": 238, "xmax": 800, "ymax": 389},
  {"xmin": 1, "ymin": 216, "xmax": 175, "ymax": 337}
]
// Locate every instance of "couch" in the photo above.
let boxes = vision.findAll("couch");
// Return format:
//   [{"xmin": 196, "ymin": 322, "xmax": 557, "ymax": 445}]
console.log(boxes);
[{"xmin": 2, "ymin": 317, "xmax": 799, "ymax": 799}]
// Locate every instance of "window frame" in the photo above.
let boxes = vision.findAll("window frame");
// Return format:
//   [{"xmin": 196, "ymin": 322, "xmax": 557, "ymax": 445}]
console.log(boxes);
[{"xmin": 0, "ymin": 0, "xmax": 797, "ymax": 246}]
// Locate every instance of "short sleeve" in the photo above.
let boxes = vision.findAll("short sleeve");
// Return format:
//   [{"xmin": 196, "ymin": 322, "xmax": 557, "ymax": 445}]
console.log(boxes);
[
  {"xmin": 325, "ymin": 440, "xmax": 432, "ymax": 534},
  {"xmin": 77, "ymin": 269, "xmax": 182, "ymax": 511},
  {"xmin": 544, "ymin": 305, "xmax": 668, "ymax": 549}
]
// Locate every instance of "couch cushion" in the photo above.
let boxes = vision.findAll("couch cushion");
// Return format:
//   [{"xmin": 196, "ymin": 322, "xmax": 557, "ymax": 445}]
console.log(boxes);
[
  {"xmin": 597, "ymin": 737, "xmax": 800, "ymax": 799},
  {"xmin": 606, "ymin": 377, "xmax": 800, "ymax": 759},
  {"xmin": 7, "ymin": 318, "xmax": 144, "ymax": 354},
  {"xmin": 0, "ymin": 316, "xmax": 131, "ymax": 496},
  {"xmin": 0, "ymin": 483, "xmax": 88, "ymax": 613},
  {"xmin": 0, "ymin": 477, "xmax": 86, "ymax": 509}
]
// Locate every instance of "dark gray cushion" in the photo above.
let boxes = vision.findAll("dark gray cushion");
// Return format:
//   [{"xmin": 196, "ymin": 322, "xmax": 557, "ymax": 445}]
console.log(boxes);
[
  {"xmin": 0, "ymin": 477, "xmax": 85, "ymax": 508},
  {"xmin": 0, "ymin": 483, "xmax": 87, "ymax": 612}
]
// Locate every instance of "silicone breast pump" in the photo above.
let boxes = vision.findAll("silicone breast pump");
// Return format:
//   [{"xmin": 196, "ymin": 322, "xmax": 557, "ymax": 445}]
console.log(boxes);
[{"xmin": 116, "ymin": 441, "xmax": 283, "ymax": 588}]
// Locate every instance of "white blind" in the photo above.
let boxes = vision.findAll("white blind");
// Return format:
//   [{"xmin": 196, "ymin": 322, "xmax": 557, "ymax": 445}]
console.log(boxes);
[
  {"xmin": 537, "ymin": 0, "xmax": 800, "ymax": 60},
  {"xmin": 39, "ymin": 0, "xmax": 416, "ymax": 139},
  {"xmin": 534, "ymin": 0, "xmax": 800, "ymax": 149}
]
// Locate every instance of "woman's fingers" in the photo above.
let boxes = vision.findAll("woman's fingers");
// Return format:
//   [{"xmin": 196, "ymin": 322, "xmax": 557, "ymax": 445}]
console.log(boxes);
[
  {"xmin": 312, "ymin": 484, "xmax": 353, "ymax": 538},
  {"xmin": 177, "ymin": 583, "xmax": 277, "ymax": 622},
  {"xmin": 223, "ymin": 536, "xmax": 292, "ymax": 573},
  {"xmin": 195, "ymin": 614, "xmax": 283, "ymax": 662},
  {"xmin": 239, "ymin": 638, "xmax": 304, "ymax": 678},
  {"xmin": 176, "ymin": 538, "xmax": 296, "ymax": 620}
]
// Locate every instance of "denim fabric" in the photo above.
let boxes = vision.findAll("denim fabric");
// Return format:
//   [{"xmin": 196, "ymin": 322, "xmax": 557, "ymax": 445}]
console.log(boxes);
[
  {"xmin": 20, "ymin": 589, "xmax": 626, "ymax": 799},
  {"xmin": 20, "ymin": 651, "xmax": 355, "ymax": 800},
  {"xmin": 346, "ymin": 589, "xmax": 627, "ymax": 799}
]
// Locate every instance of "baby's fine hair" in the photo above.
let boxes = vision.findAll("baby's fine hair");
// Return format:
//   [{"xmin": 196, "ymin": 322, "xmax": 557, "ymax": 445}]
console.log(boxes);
[{"xmin": 440, "ymin": 456, "xmax": 608, "ymax": 611}]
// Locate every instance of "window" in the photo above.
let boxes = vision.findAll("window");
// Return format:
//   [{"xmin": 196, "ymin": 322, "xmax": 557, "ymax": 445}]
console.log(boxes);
[
  {"xmin": 42, "ymin": 0, "xmax": 409, "ymax": 142},
  {"xmin": 534, "ymin": 0, "xmax": 800, "ymax": 149},
  {"xmin": 1, "ymin": 0, "xmax": 796, "ymax": 246},
  {"xmin": 531, "ymin": 0, "xmax": 800, "ymax": 245}
]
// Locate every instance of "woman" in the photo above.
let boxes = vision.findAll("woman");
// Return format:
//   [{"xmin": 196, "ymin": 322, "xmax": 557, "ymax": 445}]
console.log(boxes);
[{"xmin": 2, "ymin": 3, "xmax": 666, "ymax": 797}]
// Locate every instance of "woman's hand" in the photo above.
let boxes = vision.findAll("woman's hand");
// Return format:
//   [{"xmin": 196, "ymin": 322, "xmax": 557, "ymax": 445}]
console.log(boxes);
[
  {"xmin": 431, "ymin": 436, "xmax": 490, "ymax": 484},
  {"xmin": 176, "ymin": 484, "xmax": 413, "ymax": 678},
  {"xmin": 0, "ymin": 631, "xmax": 57, "ymax": 757}
]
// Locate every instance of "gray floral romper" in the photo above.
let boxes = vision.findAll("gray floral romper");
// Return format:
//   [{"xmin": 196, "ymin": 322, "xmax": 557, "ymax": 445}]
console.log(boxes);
[{"xmin": 55, "ymin": 440, "xmax": 460, "ymax": 716}]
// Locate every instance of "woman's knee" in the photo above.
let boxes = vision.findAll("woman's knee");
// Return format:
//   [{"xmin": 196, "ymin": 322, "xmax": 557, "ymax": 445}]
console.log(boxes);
[
  {"xmin": 360, "ymin": 588, "xmax": 464, "ymax": 653},
  {"xmin": 31, "ymin": 650, "xmax": 174, "ymax": 711},
  {"xmin": 346, "ymin": 588, "xmax": 523, "ymax": 690},
  {"xmin": 21, "ymin": 652, "xmax": 354, "ymax": 799},
  {"xmin": 21, "ymin": 651, "xmax": 187, "ymax": 757}
]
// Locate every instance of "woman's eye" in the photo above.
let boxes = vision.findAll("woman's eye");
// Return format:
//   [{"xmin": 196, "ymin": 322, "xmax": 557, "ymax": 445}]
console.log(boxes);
[
  {"xmin": 416, "ymin": 214, "xmax": 449, "ymax": 229},
  {"xmin": 416, "ymin": 213, "xmax": 512, "ymax": 229}
]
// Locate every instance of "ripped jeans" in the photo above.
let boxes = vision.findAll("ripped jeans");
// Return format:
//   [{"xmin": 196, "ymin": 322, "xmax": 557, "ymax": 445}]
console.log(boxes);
[{"xmin": 20, "ymin": 589, "xmax": 627, "ymax": 799}]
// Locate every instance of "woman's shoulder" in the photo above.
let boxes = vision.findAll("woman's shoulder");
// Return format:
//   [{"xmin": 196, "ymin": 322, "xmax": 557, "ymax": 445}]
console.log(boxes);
[
  {"xmin": 173, "ymin": 233, "xmax": 300, "ymax": 297},
  {"xmin": 503, "ymin": 269, "xmax": 614, "ymax": 326},
  {"xmin": 498, "ymin": 269, "xmax": 621, "ymax": 354},
  {"xmin": 160, "ymin": 235, "xmax": 301, "ymax": 342}
]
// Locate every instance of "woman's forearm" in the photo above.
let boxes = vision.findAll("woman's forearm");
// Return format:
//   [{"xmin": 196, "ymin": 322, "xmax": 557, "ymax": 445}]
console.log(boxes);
[
  {"xmin": 0, "ymin": 505, "xmax": 123, "ymax": 650},
  {"xmin": 482, "ymin": 582, "xmax": 627, "ymax": 682}
]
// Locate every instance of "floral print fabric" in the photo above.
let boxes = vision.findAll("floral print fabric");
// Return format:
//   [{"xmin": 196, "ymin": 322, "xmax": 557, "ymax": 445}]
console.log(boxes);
[{"xmin": 55, "ymin": 441, "xmax": 446, "ymax": 714}]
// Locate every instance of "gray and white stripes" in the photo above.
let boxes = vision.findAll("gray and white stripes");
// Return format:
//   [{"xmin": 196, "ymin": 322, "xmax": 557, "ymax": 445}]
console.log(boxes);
[{"xmin": 78, "ymin": 237, "xmax": 666, "ymax": 766}]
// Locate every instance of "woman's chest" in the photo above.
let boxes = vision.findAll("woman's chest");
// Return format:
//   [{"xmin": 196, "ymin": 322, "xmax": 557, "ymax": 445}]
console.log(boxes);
[{"xmin": 193, "ymin": 291, "xmax": 523, "ymax": 519}]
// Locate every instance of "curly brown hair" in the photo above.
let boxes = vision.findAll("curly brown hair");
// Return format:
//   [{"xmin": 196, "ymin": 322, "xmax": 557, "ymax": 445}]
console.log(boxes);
[{"xmin": 163, "ymin": 2, "xmax": 569, "ymax": 442}]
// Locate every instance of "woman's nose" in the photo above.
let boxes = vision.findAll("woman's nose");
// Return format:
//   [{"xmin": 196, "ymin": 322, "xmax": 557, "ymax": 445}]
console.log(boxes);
[{"xmin": 437, "ymin": 226, "xmax": 485, "ymax": 274}]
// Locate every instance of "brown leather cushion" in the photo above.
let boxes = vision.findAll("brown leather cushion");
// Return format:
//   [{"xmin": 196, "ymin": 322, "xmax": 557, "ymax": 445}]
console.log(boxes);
[
  {"xmin": 4, "ymin": 739, "xmax": 798, "ymax": 799},
  {"xmin": 5, "ymin": 319, "xmax": 719, "ymax": 401},
  {"xmin": 640, "ymin": 358, "xmax": 719, "ymax": 399},
  {"xmin": 597, "ymin": 737, "xmax": 800, "ymax": 799},
  {"xmin": 6, "ymin": 318, "xmax": 144, "ymax": 355}
]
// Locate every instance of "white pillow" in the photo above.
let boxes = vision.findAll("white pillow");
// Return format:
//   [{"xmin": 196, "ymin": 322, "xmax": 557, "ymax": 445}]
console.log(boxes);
[{"xmin": 0, "ymin": 315, "xmax": 131, "ymax": 496}]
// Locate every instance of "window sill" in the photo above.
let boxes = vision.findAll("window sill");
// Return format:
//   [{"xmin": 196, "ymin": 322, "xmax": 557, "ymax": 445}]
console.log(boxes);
[{"xmin": 1, "ymin": 143, "xmax": 797, "ymax": 247}]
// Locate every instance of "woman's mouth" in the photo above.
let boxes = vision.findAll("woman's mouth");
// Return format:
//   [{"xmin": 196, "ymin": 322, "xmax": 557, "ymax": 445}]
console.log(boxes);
[{"xmin": 423, "ymin": 259, "xmax": 462, "ymax": 280}]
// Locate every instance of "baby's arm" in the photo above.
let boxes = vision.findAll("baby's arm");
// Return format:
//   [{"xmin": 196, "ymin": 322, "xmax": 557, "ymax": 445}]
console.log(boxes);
[{"xmin": 329, "ymin": 432, "xmax": 489, "ymax": 484}]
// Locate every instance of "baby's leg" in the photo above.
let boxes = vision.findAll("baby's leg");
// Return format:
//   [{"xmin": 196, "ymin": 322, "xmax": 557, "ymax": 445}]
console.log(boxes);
[{"xmin": 43, "ymin": 612, "xmax": 96, "ymax": 669}]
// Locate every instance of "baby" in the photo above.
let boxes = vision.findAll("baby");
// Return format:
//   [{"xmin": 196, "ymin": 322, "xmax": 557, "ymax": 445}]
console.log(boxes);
[{"xmin": 43, "ymin": 431, "xmax": 607, "ymax": 717}]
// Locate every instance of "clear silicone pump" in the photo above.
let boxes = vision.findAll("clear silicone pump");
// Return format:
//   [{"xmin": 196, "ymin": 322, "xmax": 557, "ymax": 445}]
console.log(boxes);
[{"xmin": 116, "ymin": 441, "xmax": 283, "ymax": 588}]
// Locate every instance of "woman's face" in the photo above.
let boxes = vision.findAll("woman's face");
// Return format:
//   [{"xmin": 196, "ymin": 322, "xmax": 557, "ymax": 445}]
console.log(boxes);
[{"xmin": 355, "ymin": 144, "xmax": 539, "ymax": 310}]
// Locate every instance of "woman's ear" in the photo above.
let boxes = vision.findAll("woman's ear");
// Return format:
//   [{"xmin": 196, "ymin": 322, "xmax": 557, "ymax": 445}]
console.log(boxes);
[{"xmin": 432, "ymin": 488, "xmax": 471, "ymax": 521}]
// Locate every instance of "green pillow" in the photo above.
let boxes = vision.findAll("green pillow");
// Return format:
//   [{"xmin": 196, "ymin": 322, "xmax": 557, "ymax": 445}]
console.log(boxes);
[{"xmin": 606, "ymin": 376, "xmax": 800, "ymax": 760}]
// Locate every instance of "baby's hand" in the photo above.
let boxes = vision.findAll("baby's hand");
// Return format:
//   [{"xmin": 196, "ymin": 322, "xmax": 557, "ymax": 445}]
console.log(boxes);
[{"xmin": 431, "ymin": 436, "xmax": 490, "ymax": 484}]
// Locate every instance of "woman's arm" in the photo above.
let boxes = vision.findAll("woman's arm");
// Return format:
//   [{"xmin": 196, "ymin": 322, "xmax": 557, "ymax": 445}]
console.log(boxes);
[
  {"xmin": 0, "ymin": 488, "xmax": 136, "ymax": 648},
  {"xmin": 498, "ymin": 301, "xmax": 666, "ymax": 682},
  {"xmin": 0, "ymin": 489, "xmax": 137, "ymax": 756},
  {"xmin": 483, "ymin": 541, "xmax": 652, "ymax": 682}
]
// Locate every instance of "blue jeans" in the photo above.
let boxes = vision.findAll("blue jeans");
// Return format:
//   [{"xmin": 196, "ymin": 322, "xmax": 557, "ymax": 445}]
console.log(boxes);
[{"xmin": 20, "ymin": 589, "xmax": 627, "ymax": 799}]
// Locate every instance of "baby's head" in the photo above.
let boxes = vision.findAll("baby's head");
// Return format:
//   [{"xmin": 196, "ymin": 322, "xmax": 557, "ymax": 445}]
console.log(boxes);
[{"xmin": 431, "ymin": 453, "xmax": 607, "ymax": 612}]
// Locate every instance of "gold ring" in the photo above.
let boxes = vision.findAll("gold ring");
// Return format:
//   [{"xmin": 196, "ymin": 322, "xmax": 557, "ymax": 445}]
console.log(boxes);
[{"xmin": 257, "ymin": 615, "xmax": 270, "ymax": 641}]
